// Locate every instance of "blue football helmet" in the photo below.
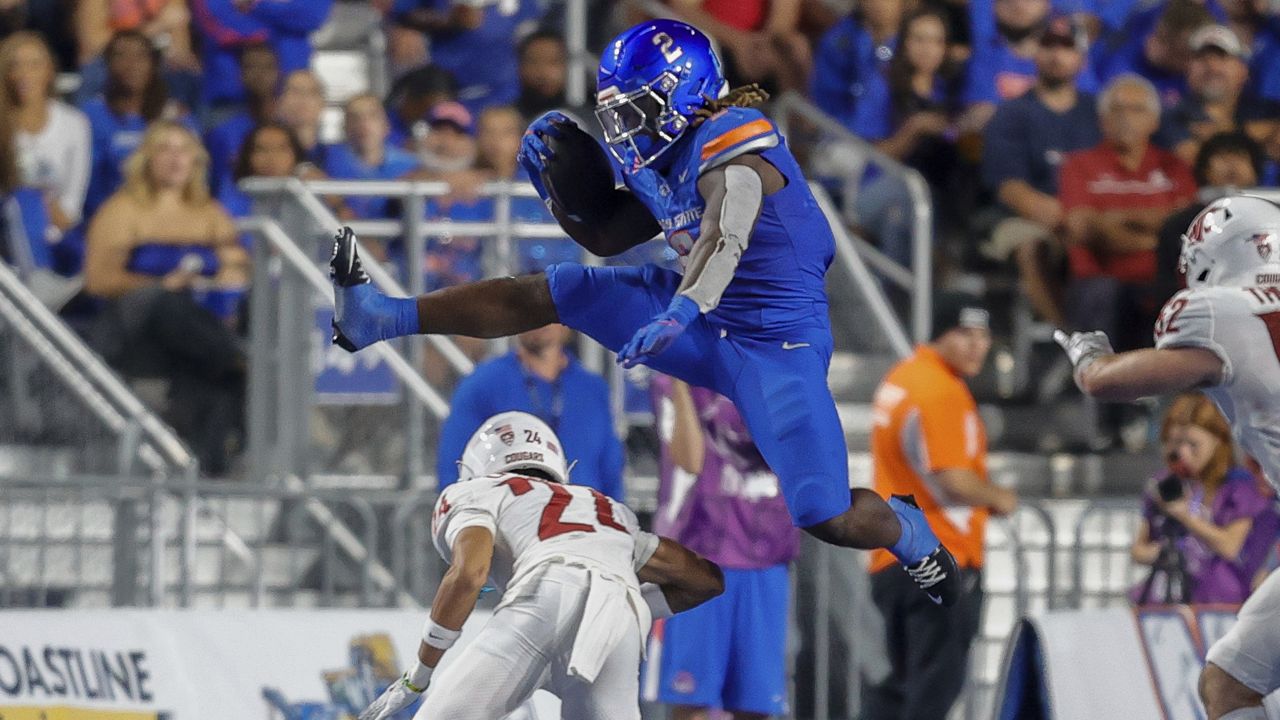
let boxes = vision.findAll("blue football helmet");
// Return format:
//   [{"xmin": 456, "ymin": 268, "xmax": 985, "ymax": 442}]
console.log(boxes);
[{"xmin": 595, "ymin": 20, "xmax": 727, "ymax": 172}]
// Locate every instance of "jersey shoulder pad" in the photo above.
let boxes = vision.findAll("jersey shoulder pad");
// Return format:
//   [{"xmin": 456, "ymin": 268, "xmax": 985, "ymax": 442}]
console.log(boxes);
[
  {"xmin": 694, "ymin": 106, "xmax": 779, "ymax": 174},
  {"xmin": 432, "ymin": 476, "xmax": 505, "ymax": 550},
  {"xmin": 1153, "ymin": 288, "xmax": 1236, "ymax": 383},
  {"xmin": 1154, "ymin": 288, "xmax": 1215, "ymax": 349}
]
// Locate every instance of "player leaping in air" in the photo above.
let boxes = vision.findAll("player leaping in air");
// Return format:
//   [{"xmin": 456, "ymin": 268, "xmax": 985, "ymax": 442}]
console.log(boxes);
[
  {"xmin": 330, "ymin": 20, "xmax": 963, "ymax": 606},
  {"xmin": 1055, "ymin": 195, "xmax": 1280, "ymax": 720}
]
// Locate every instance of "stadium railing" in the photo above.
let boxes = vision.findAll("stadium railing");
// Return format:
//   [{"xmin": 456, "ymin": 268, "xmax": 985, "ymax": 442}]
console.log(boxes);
[
  {"xmin": 238, "ymin": 174, "xmax": 916, "ymax": 486},
  {"xmin": 0, "ymin": 259, "xmax": 210, "ymax": 607},
  {"xmin": 772, "ymin": 91, "xmax": 935, "ymax": 343}
]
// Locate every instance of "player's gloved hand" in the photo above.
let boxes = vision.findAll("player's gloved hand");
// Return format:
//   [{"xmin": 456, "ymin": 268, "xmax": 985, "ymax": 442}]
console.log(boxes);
[
  {"xmin": 517, "ymin": 111, "xmax": 575, "ymax": 213},
  {"xmin": 330, "ymin": 226, "xmax": 420, "ymax": 352},
  {"xmin": 357, "ymin": 661, "xmax": 431, "ymax": 720},
  {"xmin": 1053, "ymin": 329, "xmax": 1114, "ymax": 390},
  {"xmin": 618, "ymin": 295, "xmax": 700, "ymax": 369}
]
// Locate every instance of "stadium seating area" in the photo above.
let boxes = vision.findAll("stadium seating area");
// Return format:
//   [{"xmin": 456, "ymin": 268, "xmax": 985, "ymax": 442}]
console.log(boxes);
[{"xmin": 2, "ymin": 1, "xmax": 1279, "ymax": 718}]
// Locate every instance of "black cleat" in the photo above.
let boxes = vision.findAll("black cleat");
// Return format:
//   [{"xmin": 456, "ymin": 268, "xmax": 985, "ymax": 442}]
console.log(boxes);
[
  {"xmin": 891, "ymin": 494, "xmax": 963, "ymax": 607},
  {"xmin": 329, "ymin": 227, "xmax": 370, "ymax": 352}
]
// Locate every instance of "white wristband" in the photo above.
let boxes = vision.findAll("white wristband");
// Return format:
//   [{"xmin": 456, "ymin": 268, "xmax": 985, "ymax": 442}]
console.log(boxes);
[
  {"xmin": 422, "ymin": 618, "xmax": 462, "ymax": 650},
  {"xmin": 404, "ymin": 659, "xmax": 433, "ymax": 693},
  {"xmin": 641, "ymin": 582, "xmax": 674, "ymax": 620}
]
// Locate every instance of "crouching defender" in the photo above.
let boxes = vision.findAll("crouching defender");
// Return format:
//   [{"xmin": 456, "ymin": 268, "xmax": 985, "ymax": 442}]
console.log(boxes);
[
  {"xmin": 359, "ymin": 411, "xmax": 724, "ymax": 720},
  {"xmin": 331, "ymin": 20, "xmax": 962, "ymax": 606}
]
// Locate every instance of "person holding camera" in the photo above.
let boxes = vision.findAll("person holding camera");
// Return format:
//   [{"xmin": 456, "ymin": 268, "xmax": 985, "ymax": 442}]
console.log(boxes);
[{"xmin": 1131, "ymin": 393, "xmax": 1280, "ymax": 604}]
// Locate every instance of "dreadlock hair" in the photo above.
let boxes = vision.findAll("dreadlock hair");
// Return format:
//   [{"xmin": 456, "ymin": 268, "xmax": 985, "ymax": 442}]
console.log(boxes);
[{"xmin": 693, "ymin": 83, "xmax": 770, "ymax": 126}]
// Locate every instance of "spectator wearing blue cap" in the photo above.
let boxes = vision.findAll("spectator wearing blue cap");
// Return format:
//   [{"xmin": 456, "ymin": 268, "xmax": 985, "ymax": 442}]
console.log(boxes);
[{"xmin": 981, "ymin": 12, "xmax": 1101, "ymax": 325}]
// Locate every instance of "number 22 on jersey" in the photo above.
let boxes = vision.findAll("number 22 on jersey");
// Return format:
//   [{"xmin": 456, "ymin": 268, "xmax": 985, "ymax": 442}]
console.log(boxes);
[{"xmin": 502, "ymin": 477, "xmax": 629, "ymax": 541}]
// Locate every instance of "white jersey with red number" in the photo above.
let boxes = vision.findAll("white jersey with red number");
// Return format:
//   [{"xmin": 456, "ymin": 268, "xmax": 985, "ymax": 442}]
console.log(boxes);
[
  {"xmin": 431, "ymin": 473, "xmax": 652, "ymax": 598},
  {"xmin": 1154, "ymin": 285, "xmax": 1280, "ymax": 487}
]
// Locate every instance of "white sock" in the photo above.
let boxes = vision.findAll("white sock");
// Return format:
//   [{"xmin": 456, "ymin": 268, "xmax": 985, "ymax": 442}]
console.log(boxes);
[{"xmin": 1219, "ymin": 706, "xmax": 1267, "ymax": 720}]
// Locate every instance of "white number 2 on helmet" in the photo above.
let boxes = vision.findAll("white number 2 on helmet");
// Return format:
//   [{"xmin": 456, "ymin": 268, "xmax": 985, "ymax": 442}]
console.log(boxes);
[{"xmin": 652, "ymin": 32, "xmax": 684, "ymax": 63}]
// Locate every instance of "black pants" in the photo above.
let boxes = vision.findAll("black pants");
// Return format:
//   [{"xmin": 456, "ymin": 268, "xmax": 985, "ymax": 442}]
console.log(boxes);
[
  {"xmin": 94, "ymin": 286, "xmax": 245, "ymax": 474},
  {"xmin": 861, "ymin": 566, "xmax": 984, "ymax": 720}
]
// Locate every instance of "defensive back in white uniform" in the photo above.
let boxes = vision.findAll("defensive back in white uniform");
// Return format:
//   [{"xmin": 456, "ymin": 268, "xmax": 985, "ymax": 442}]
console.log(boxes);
[
  {"xmin": 357, "ymin": 411, "xmax": 724, "ymax": 720},
  {"xmin": 425, "ymin": 472, "xmax": 654, "ymax": 719}
]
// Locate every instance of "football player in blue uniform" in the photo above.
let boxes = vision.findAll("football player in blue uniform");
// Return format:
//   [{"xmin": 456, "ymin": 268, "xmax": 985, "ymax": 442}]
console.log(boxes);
[{"xmin": 330, "ymin": 20, "xmax": 963, "ymax": 606}]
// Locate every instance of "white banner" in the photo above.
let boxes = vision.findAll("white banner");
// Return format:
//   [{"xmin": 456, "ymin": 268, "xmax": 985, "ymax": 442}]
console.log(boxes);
[
  {"xmin": 995, "ymin": 605, "xmax": 1280, "ymax": 720},
  {"xmin": 0, "ymin": 609, "xmax": 559, "ymax": 719}
]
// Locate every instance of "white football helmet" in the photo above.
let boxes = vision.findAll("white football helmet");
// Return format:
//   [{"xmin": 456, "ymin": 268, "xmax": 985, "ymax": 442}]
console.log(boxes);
[
  {"xmin": 457, "ymin": 411, "xmax": 569, "ymax": 483},
  {"xmin": 1181, "ymin": 194, "xmax": 1280, "ymax": 288}
]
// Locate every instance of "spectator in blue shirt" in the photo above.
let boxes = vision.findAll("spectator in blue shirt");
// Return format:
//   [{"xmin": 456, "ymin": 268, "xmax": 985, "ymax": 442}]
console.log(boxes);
[
  {"xmin": 323, "ymin": 93, "xmax": 421, "ymax": 219},
  {"xmin": 82, "ymin": 30, "xmax": 194, "ymax": 219},
  {"xmin": 1155, "ymin": 24, "xmax": 1280, "ymax": 165},
  {"xmin": 436, "ymin": 323, "xmax": 625, "ymax": 500},
  {"xmin": 964, "ymin": 0, "xmax": 1094, "ymax": 133},
  {"xmin": 851, "ymin": 7, "xmax": 963, "ymax": 267},
  {"xmin": 1092, "ymin": 0, "xmax": 1216, "ymax": 108},
  {"xmin": 276, "ymin": 69, "xmax": 331, "ymax": 168},
  {"xmin": 981, "ymin": 13, "xmax": 1102, "ymax": 326},
  {"xmin": 811, "ymin": 0, "xmax": 904, "ymax": 132},
  {"xmin": 1240, "ymin": 2, "xmax": 1280, "ymax": 102},
  {"xmin": 204, "ymin": 43, "xmax": 280, "ymax": 198},
  {"xmin": 391, "ymin": 0, "xmax": 542, "ymax": 115},
  {"xmin": 189, "ymin": 0, "xmax": 332, "ymax": 110},
  {"xmin": 474, "ymin": 105, "xmax": 576, "ymax": 273},
  {"xmin": 220, "ymin": 122, "xmax": 303, "ymax": 219}
]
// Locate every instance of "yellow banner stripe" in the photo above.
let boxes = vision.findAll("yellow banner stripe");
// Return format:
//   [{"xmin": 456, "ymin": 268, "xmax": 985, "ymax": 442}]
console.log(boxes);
[{"xmin": 0, "ymin": 707, "xmax": 161, "ymax": 720}]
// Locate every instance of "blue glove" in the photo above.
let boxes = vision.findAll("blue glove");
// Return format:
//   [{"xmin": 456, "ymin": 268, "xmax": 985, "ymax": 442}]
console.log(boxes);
[
  {"xmin": 330, "ymin": 227, "xmax": 420, "ymax": 352},
  {"xmin": 517, "ymin": 111, "xmax": 575, "ymax": 213},
  {"xmin": 617, "ymin": 295, "xmax": 700, "ymax": 369}
]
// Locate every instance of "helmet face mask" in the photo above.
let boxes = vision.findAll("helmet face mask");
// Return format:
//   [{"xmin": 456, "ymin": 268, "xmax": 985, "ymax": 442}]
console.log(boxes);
[
  {"xmin": 595, "ymin": 73, "xmax": 687, "ymax": 169},
  {"xmin": 596, "ymin": 20, "xmax": 727, "ymax": 174}
]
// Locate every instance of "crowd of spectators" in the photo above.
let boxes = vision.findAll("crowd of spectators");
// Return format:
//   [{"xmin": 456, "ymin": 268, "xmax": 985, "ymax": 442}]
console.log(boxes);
[{"xmin": 2, "ymin": 0, "xmax": 1280, "ymax": 469}]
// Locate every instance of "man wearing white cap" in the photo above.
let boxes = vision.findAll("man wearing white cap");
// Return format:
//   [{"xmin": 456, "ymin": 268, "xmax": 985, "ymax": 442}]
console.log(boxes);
[
  {"xmin": 357, "ymin": 411, "xmax": 724, "ymax": 720},
  {"xmin": 1157, "ymin": 24, "xmax": 1280, "ymax": 164}
]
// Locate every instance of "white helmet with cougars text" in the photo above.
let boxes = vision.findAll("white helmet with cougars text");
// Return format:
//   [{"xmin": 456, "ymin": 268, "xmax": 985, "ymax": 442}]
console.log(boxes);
[
  {"xmin": 458, "ymin": 411, "xmax": 569, "ymax": 483},
  {"xmin": 1181, "ymin": 194, "xmax": 1280, "ymax": 288}
]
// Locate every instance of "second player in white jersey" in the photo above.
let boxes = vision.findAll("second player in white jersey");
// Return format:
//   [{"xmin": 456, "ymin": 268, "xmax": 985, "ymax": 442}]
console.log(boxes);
[
  {"xmin": 1054, "ymin": 194, "xmax": 1280, "ymax": 720},
  {"xmin": 357, "ymin": 411, "xmax": 724, "ymax": 720}
]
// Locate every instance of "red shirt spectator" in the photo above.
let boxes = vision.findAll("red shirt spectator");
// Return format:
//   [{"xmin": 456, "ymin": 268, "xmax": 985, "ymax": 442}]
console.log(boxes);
[{"xmin": 1059, "ymin": 142, "xmax": 1195, "ymax": 282}]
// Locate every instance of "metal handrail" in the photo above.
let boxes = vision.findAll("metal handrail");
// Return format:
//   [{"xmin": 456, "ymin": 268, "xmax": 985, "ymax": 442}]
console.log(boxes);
[
  {"xmin": 239, "ymin": 176, "xmax": 476, "ymax": 377},
  {"xmin": 1070, "ymin": 498, "xmax": 1142, "ymax": 607},
  {"xmin": 811, "ymin": 183, "xmax": 913, "ymax": 358},
  {"xmin": 238, "ymin": 217, "xmax": 452, "ymax": 420},
  {"xmin": 0, "ymin": 261, "xmax": 195, "ymax": 473},
  {"xmin": 772, "ymin": 91, "xmax": 935, "ymax": 342}
]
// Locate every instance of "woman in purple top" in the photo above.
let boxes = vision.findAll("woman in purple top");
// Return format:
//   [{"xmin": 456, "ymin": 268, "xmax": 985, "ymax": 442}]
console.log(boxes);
[
  {"xmin": 647, "ymin": 375, "xmax": 799, "ymax": 719},
  {"xmin": 1131, "ymin": 393, "xmax": 1280, "ymax": 605}
]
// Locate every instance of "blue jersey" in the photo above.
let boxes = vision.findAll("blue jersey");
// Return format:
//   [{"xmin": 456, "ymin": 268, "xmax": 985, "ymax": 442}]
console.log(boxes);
[
  {"xmin": 82, "ymin": 99, "xmax": 195, "ymax": 217},
  {"xmin": 621, "ymin": 107, "xmax": 833, "ymax": 336}
]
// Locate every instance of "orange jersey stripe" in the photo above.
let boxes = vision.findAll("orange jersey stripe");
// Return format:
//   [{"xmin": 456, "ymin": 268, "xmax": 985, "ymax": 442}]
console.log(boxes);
[{"xmin": 700, "ymin": 119, "xmax": 774, "ymax": 161}]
